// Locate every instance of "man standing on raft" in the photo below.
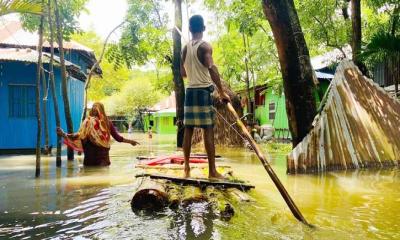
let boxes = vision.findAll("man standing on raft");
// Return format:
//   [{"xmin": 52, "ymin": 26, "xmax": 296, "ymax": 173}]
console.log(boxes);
[{"xmin": 181, "ymin": 15, "xmax": 230, "ymax": 179}]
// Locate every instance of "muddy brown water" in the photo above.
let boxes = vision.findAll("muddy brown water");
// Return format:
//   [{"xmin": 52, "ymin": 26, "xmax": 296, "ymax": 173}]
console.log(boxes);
[{"xmin": 0, "ymin": 133, "xmax": 399, "ymax": 239}]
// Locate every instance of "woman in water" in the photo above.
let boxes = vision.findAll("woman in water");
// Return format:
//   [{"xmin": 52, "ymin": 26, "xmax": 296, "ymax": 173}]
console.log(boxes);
[{"xmin": 57, "ymin": 102, "xmax": 139, "ymax": 166}]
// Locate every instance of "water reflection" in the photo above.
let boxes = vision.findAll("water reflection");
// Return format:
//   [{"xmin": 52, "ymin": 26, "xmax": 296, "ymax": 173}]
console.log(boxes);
[
  {"xmin": 169, "ymin": 203, "xmax": 217, "ymax": 240},
  {"xmin": 0, "ymin": 133, "xmax": 399, "ymax": 239}
]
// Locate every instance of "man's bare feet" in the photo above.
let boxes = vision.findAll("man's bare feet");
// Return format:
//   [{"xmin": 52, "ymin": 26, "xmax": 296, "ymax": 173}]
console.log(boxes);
[
  {"xmin": 184, "ymin": 167, "xmax": 191, "ymax": 178},
  {"xmin": 208, "ymin": 171, "xmax": 225, "ymax": 179}
]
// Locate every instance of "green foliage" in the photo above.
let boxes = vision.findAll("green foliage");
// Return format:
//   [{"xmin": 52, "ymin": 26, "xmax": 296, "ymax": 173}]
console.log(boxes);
[
  {"xmin": 72, "ymin": 30, "xmax": 131, "ymax": 101},
  {"xmin": 360, "ymin": 31, "xmax": 400, "ymax": 64},
  {"xmin": 205, "ymin": 0, "xmax": 282, "ymax": 92},
  {"xmin": 152, "ymin": 69, "xmax": 175, "ymax": 94},
  {"xmin": 294, "ymin": 0, "xmax": 399, "ymax": 59},
  {"xmin": 0, "ymin": 0, "xmax": 42, "ymax": 16},
  {"xmin": 361, "ymin": 1, "xmax": 399, "ymax": 67},
  {"xmin": 102, "ymin": 72, "xmax": 162, "ymax": 118},
  {"xmin": 295, "ymin": 0, "xmax": 351, "ymax": 56},
  {"xmin": 20, "ymin": 0, "xmax": 88, "ymax": 40},
  {"xmin": 73, "ymin": 30, "xmax": 170, "ymax": 114},
  {"xmin": 105, "ymin": 0, "xmax": 171, "ymax": 70}
]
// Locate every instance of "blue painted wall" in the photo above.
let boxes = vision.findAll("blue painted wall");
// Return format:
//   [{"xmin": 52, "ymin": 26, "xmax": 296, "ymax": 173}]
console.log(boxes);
[
  {"xmin": 0, "ymin": 61, "xmax": 84, "ymax": 150},
  {"xmin": 61, "ymin": 50, "xmax": 89, "ymax": 74}
]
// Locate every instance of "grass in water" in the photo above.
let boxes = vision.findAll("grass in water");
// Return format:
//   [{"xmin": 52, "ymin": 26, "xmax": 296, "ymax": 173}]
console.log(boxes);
[{"xmin": 263, "ymin": 141, "xmax": 292, "ymax": 154}]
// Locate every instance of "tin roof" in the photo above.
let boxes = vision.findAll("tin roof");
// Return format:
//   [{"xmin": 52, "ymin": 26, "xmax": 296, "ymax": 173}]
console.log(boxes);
[
  {"xmin": 0, "ymin": 48, "xmax": 86, "ymax": 81},
  {"xmin": 0, "ymin": 21, "xmax": 101, "ymax": 75},
  {"xmin": 315, "ymin": 71, "xmax": 334, "ymax": 79},
  {"xmin": 311, "ymin": 46, "xmax": 352, "ymax": 70},
  {"xmin": 151, "ymin": 91, "xmax": 176, "ymax": 111}
]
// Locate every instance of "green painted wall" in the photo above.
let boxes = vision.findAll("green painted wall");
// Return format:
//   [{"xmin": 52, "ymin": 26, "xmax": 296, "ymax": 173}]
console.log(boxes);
[
  {"xmin": 254, "ymin": 89, "xmax": 291, "ymax": 139},
  {"xmin": 252, "ymin": 83, "xmax": 330, "ymax": 139},
  {"xmin": 153, "ymin": 111, "xmax": 176, "ymax": 134}
]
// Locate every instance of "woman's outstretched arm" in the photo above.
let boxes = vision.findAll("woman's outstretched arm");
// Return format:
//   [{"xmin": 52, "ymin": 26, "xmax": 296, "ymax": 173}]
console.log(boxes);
[
  {"xmin": 56, "ymin": 127, "xmax": 79, "ymax": 140},
  {"xmin": 109, "ymin": 122, "xmax": 139, "ymax": 146}
]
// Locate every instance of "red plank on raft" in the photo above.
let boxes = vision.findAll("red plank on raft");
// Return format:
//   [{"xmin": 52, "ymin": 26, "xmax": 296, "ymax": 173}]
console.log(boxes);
[{"xmin": 141, "ymin": 155, "xmax": 209, "ymax": 166}]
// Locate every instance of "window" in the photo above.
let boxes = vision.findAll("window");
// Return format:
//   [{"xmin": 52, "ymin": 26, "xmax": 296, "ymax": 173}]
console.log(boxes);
[
  {"xmin": 269, "ymin": 102, "xmax": 276, "ymax": 120},
  {"xmin": 9, "ymin": 85, "xmax": 36, "ymax": 118}
]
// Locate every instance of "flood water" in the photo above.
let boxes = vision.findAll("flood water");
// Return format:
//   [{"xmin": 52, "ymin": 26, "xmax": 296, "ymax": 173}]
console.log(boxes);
[{"xmin": 0, "ymin": 133, "xmax": 399, "ymax": 240}]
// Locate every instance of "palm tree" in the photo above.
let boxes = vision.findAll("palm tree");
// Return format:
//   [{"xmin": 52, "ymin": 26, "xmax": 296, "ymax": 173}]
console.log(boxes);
[
  {"xmin": 0, "ymin": 0, "xmax": 42, "ymax": 16},
  {"xmin": 361, "ymin": 32, "xmax": 400, "ymax": 97}
]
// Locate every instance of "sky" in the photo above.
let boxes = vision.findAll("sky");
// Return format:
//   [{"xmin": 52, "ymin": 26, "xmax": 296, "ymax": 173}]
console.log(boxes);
[
  {"xmin": 78, "ymin": 0, "xmax": 128, "ymax": 42},
  {"xmin": 78, "ymin": 0, "xmax": 218, "ymax": 43}
]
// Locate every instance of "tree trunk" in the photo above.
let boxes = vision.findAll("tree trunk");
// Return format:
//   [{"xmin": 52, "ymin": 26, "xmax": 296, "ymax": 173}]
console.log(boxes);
[
  {"xmin": 35, "ymin": 0, "xmax": 45, "ymax": 177},
  {"xmin": 351, "ymin": 0, "xmax": 362, "ymax": 63},
  {"xmin": 41, "ymin": 67, "xmax": 50, "ymax": 154},
  {"xmin": 54, "ymin": 0, "xmax": 74, "ymax": 160},
  {"xmin": 48, "ymin": 0, "xmax": 62, "ymax": 166},
  {"xmin": 262, "ymin": 0, "xmax": 317, "ymax": 147},
  {"xmin": 173, "ymin": 0, "xmax": 185, "ymax": 148},
  {"xmin": 242, "ymin": 33, "xmax": 252, "ymax": 123}
]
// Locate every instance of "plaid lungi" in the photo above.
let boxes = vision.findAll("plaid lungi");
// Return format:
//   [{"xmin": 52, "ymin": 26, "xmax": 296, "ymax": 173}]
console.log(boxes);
[{"xmin": 184, "ymin": 86, "xmax": 215, "ymax": 128}]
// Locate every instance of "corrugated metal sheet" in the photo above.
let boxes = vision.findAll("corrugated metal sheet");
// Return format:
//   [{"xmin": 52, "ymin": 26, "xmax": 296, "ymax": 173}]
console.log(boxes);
[
  {"xmin": 287, "ymin": 61, "xmax": 400, "ymax": 174},
  {"xmin": 0, "ymin": 48, "xmax": 44, "ymax": 63},
  {"xmin": 0, "ymin": 48, "xmax": 74, "ymax": 66},
  {"xmin": 0, "ymin": 48, "xmax": 86, "ymax": 81},
  {"xmin": 372, "ymin": 56, "xmax": 400, "ymax": 87},
  {"xmin": 0, "ymin": 21, "xmax": 101, "ymax": 75},
  {"xmin": 315, "ymin": 71, "xmax": 334, "ymax": 79}
]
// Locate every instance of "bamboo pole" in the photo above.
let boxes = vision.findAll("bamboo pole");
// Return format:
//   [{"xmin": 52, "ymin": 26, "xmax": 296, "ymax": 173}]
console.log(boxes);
[{"xmin": 225, "ymin": 102, "xmax": 311, "ymax": 226}]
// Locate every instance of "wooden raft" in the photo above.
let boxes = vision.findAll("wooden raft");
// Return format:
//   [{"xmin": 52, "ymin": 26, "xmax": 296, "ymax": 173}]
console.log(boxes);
[{"xmin": 131, "ymin": 164, "xmax": 254, "ymax": 220}]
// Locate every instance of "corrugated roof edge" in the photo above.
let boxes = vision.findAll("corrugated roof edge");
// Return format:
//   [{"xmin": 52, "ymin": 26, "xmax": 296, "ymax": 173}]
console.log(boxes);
[{"xmin": 0, "ymin": 48, "xmax": 87, "ymax": 82}]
